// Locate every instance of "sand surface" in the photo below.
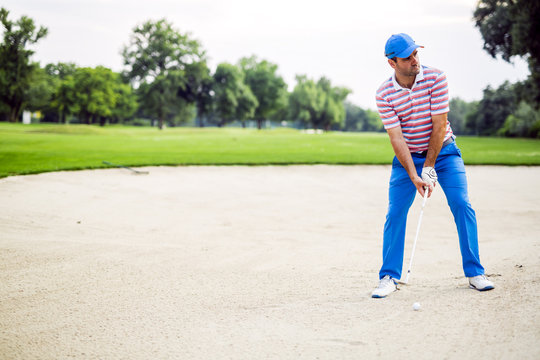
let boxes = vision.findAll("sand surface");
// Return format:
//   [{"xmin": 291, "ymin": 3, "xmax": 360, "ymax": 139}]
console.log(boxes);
[{"xmin": 1, "ymin": 165, "xmax": 539, "ymax": 359}]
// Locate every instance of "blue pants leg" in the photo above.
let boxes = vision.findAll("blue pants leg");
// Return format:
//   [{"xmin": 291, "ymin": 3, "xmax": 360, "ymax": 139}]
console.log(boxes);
[
  {"xmin": 379, "ymin": 155, "xmax": 423, "ymax": 280},
  {"xmin": 378, "ymin": 142, "xmax": 485, "ymax": 279},
  {"xmin": 435, "ymin": 143, "xmax": 485, "ymax": 277}
]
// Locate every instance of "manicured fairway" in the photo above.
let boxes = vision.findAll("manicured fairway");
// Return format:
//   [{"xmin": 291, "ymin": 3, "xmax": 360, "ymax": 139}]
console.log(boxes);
[{"xmin": 0, "ymin": 123, "xmax": 539, "ymax": 177}]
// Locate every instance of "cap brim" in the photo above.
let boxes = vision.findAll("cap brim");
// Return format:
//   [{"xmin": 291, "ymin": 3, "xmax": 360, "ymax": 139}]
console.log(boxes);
[{"xmin": 395, "ymin": 44, "xmax": 424, "ymax": 58}]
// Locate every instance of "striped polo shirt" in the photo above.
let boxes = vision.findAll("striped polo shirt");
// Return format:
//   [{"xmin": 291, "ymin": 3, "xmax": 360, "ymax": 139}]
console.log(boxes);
[{"xmin": 375, "ymin": 65, "xmax": 453, "ymax": 152}]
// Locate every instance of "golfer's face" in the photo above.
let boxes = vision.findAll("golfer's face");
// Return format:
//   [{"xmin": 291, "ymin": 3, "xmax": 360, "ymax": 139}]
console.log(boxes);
[{"xmin": 395, "ymin": 50, "xmax": 420, "ymax": 76}]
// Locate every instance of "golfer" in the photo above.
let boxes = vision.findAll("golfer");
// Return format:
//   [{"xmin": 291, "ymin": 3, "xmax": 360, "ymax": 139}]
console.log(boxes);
[{"xmin": 371, "ymin": 33, "xmax": 494, "ymax": 298}]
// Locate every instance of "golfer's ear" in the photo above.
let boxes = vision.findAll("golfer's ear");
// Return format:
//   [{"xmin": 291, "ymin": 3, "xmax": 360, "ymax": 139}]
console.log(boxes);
[{"xmin": 388, "ymin": 58, "xmax": 397, "ymax": 69}]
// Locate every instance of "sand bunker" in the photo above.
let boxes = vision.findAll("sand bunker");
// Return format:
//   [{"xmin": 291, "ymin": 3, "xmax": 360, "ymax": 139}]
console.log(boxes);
[{"xmin": 1, "ymin": 165, "xmax": 539, "ymax": 359}]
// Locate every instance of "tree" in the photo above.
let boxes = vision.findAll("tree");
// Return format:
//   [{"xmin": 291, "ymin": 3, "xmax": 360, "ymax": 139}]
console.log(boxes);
[
  {"xmin": 466, "ymin": 81, "xmax": 517, "ymax": 136},
  {"xmin": 289, "ymin": 75, "xmax": 350, "ymax": 130},
  {"xmin": 238, "ymin": 56, "xmax": 288, "ymax": 129},
  {"xmin": 42, "ymin": 62, "xmax": 77, "ymax": 123},
  {"xmin": 46, "ymin": 63, "xmax": 76, "ymax": 122},
  {"xmin": 498, "ymin": 101, "xmax": 540, "ymax": 138},
  {"xmin": 448, "ymin": 98, "xmax": 467, "ymax": 135},
  {"xmin": 344, "ymin": 102, "xmax": 362, "ymax": 131},
  {"xmin": 169, "ymin": 101, "xmax": 197, "ymax": 126},
  {"xmin": 0, "ymin": 100, "xmax": 9, "ymax": 121},
  {"xmin": 464, "ymin": 101, "xmax": 480, "ymax": 135},
  {"xmin": 25, "ymin": 66, "xmax": 55, "ymax": 113},
  {"xmin": 317, "ymin": 77, "xmax": 351, "ymax": 130},
  {"xmin": 363, "ymin": 109, "xmax": 383, "ymax": 132},
  {"xmin": 0, "ymin": 7, "xmax": 47, "ymax": 122},
  {"xmin": 212, "ymin": 62, "xmax": 258, "ymax": 127},
  {"xmin": 45, "ymin": 62, "xmax": 77, "ymax": 79},
  {"xmin": 53, "ymin": 73, "xmax": 79, "ymax": 123},
  {"xmin": 26, "ymin": 63, "xmax": 79, "ymax": 123},
  {"xmin": 448, "ymin": 97, "xmax": 480, "ymax": 135},
  {"xmin": 122, "ymin": 19, "xmax": 208, "ymax": 129},
  {"xmin": 344, "ymin": 102, "xmax": 383, "ymax": 132},
  {"xmin": 71, "ymin": 67, "xmax": 117, "ymax": 125},
  {"xmin": 474, "ymin": 0, "xmax": 540, "ymax": 106},
  {"xmin": 235, "ymin": 83, "xmax": 258, "ymax": 127},
  {"xmin": 188, "ymin": 62, "xmax": 214, "ymax": 127},
  {"xmin": 24, "ymin": 62, "xmax": 136, "ymax": 125},
  {"xmin": 111, "ymin": 82, "xmax": 138, "ymax": 124},
  {"xmin": 288, "ymin": 75, "xmax": 319, "ymax": 128}
]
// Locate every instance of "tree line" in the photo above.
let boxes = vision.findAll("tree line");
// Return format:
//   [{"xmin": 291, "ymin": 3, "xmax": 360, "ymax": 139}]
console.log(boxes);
[
  {"xmin": 1, "ymin": 2, "xmax": 539, "ymax": 137},
  {"xmin": 0, "ymin": 9, "xmax": 355, "ymax": 131}
]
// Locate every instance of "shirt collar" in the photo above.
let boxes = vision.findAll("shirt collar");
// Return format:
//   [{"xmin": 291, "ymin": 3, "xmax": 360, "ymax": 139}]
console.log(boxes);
[{"xmin": 392, "ymin": 65, "xmax": 425, "ymax": 91}]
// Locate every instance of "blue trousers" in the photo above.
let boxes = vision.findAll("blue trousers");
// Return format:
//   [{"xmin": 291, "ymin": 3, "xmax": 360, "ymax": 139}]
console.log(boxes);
[{"xmin": 379, "ymin": 141, "xmax": 485, "ymax": 279}]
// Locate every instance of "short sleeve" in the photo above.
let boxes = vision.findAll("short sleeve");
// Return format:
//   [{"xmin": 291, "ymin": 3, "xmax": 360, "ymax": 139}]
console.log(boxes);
[
  {"xmin": 376, "ymin": 95, "xmax": 400, "ymax": 129},
  {"xmin": 430, "ymin": 73, "xmax": 449, "ymax": 115}
]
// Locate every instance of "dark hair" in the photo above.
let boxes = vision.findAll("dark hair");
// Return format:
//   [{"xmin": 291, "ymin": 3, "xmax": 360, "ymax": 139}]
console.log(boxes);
[{"xmin": 390, "ymin": 57, "xmax": 397, "ymax": 63}]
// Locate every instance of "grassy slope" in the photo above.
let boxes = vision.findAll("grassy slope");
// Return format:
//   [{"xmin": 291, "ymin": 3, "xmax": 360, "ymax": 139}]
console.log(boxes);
[{"xmin": 1, "ymin": 123, "xmax": 539, "ymax": 178}]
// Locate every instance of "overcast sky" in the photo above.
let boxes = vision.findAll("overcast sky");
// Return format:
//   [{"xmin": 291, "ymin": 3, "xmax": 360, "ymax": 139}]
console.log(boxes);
[{"xmin": 3, "ymin": 0, "xmax": 530, "ymax": 109}]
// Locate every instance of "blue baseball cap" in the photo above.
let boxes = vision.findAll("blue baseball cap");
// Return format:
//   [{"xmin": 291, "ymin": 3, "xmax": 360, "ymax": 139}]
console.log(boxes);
[{"xmin": 384, "ymin": 33, "xmax": 423, "ymax": 59}]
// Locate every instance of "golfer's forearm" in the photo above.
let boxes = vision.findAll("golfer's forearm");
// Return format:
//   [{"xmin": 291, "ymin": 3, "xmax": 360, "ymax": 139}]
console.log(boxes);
[
  {"xmin": 424, "ymin": 114, "xmax": 448, "ymax": 167},
  {"xmin": 390, "ymin": 137, "xmax": 418, "ymax": 180}
]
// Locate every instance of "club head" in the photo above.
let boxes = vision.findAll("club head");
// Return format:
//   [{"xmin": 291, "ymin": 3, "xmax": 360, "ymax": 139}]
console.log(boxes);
[{"xmin": 396, "ymin": 272, "xmax": 410, "ymax": 285}]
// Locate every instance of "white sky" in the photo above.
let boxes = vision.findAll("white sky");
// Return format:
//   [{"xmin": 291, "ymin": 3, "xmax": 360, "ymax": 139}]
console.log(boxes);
[{"xmin": 3, "ymin": 0, "xmax": 530, "ymax": 109}]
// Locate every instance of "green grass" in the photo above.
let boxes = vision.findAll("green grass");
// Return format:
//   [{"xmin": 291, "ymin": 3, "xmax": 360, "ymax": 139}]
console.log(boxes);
[{"xmin": 1, "ymin": 123, "xmax": 539, "ymax": 178}]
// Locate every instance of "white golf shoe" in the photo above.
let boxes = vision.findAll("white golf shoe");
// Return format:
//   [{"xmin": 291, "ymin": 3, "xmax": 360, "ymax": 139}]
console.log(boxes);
[
  {"xmin": 468, "ymin": 275, "xmax": 495, "ymax": 291},
  {"xmin": 371, "ymin": 275, "xmax": 397, "ymax": 298}
]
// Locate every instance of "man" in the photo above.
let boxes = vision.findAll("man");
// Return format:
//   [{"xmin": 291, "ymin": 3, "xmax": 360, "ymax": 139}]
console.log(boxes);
[{"xmin": 371, "ymin": 33, "xmax": 494, "ymax": 298}]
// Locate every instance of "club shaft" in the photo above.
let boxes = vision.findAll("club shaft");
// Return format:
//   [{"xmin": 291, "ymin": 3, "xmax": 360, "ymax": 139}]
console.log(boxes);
[{"xmin": 404, "ymin": 189, "xmax": 429, "ymax": 283}]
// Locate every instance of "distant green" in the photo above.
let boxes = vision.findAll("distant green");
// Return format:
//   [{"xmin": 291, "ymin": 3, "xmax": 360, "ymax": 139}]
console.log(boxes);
[{"xmin": 1, "ymin": 123, "xmax": 539, "ymax": 178}]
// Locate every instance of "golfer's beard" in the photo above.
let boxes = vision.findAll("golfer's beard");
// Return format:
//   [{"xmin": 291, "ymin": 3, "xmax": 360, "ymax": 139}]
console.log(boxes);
[{"xmin": 408, "ymin": 64, "xmax": 421, "ymax": 76}]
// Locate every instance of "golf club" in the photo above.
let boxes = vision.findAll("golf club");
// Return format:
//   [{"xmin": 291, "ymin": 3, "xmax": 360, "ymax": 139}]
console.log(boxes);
[
  {"xmin": 102, "ymin": 161, "xmax": 149, "ymax": 175},
  {"xmin": 397, "ymin": 187, "xmax": 429, "ymax": 285}
]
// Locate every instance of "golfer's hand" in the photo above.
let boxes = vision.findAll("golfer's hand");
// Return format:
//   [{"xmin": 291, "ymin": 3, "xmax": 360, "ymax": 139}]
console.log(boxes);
[
  {"xmin": 421, "ymin": 166, "xmax": 438, "ymax": 188},
  {"xmin": 412, "ymin": 176, "xmax": 432, "ymax": 197}
]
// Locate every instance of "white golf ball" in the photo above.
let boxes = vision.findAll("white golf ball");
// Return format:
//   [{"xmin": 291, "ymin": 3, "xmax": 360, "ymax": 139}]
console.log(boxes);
[{"xmin": 413, "ymin": 302, "xmax": 421, "ymax": 311}]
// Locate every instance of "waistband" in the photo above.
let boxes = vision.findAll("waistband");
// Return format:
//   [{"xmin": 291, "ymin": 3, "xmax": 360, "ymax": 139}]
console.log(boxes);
[{"xmin": 412, "ymin": 137, "xmax": 454, "ymax": 157}]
